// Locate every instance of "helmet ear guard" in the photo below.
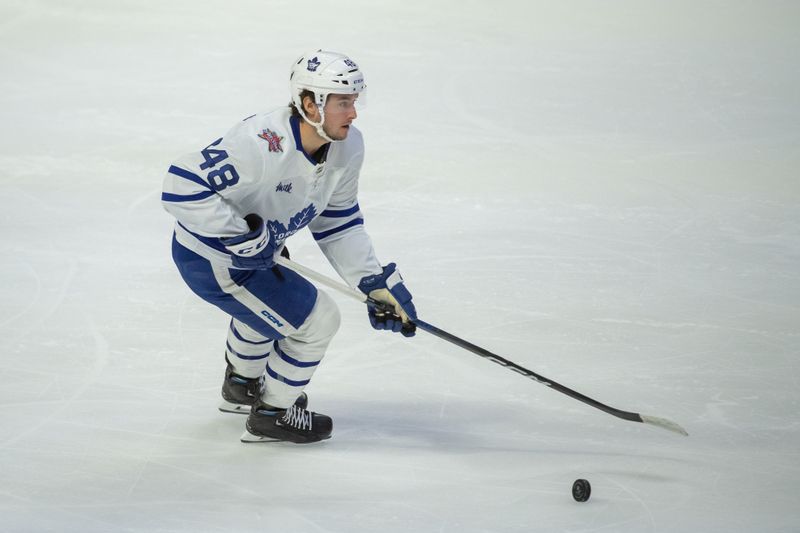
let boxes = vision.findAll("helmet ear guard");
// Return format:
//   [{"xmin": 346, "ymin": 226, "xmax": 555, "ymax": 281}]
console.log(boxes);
[{"xmin": 289, "ymin": 49, "xmax": 366, "ymax": 142}]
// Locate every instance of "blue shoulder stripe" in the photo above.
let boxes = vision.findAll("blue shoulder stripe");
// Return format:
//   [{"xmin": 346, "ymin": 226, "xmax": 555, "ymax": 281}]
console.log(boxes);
[
  {"xmin": 311, "ymin": 217, "xmax": 364, "ymax": 241},
  {"xmin": 168, "ymin": 165, "xmax": 212, "ymax": 190},
  {"xmin": 320, "ymin": 204, "xmax": 360, "ymax": 218},
  {"xmin": 161, "ymin": 190, "xmax": 216, "ymax": 203}
]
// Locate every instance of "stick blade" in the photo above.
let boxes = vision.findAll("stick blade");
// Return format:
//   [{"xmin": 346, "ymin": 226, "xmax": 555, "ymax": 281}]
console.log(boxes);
[{"xmin": 640, "ymin": 414, "xmax": 689, "ymax": 436}]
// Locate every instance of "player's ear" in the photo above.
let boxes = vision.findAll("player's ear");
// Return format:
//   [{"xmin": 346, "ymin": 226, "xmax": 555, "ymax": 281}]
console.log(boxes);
[{"xmin": 303, "ymin": 95, "xmax": 319, "ymax": 121}]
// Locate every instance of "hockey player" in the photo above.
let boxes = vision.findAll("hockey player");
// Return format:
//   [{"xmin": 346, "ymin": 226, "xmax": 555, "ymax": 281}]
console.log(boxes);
[{"xmin": 161, "ymin": 50, "xmax": 416, "ymax": 444}]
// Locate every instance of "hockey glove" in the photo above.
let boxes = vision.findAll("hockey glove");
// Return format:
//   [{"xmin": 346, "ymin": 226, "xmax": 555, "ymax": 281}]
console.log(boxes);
[
  {"xmin": 357, "ymin": 263, "xmax": 417, "ymax": 337},
  {"xmin": 220, "ymin": 214, "xmax": 276, "ymax": 270}
]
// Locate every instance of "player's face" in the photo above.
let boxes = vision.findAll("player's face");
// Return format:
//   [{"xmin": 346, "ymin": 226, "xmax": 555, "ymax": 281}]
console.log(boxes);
[{"xmin": 322, "ymin": 94, "xmax": 358, "ymax": 140}]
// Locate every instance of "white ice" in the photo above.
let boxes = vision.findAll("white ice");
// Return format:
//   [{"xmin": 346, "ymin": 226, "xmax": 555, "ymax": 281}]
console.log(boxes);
[{"xmin": 1, "ymin": 1, "xmax": 799, "ymax": 531}]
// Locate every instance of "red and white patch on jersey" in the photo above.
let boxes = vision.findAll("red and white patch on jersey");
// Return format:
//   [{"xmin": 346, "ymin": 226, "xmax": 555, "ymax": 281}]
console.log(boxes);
[{"xmin": 257, "ymin": 129, "xmax": 284, "ymax": 153}]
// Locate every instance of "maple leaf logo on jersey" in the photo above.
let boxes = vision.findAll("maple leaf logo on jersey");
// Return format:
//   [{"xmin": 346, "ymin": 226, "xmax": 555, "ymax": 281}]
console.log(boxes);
[
  {"xmin": 267, "ymin": 204, "xmax": 318, "ymax": 242},
  {"xmin": 257, "ymin": 129, "xmax": 284, "ymax": 153},
  {"xmin": 307, "ymin": 57, "xmax": 321, "ymax": 72}
]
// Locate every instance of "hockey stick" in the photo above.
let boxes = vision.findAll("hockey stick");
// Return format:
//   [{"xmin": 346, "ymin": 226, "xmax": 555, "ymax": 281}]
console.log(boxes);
[{"xmin": 276, "ymin": 257, "xmax": 689, "ymax": 437}]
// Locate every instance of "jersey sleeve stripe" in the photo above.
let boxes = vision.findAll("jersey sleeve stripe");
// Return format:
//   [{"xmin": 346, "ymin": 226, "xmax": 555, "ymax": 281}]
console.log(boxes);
[
  {"xmin": 168, "ymin": 165, "xmax": 212, "ymax": 190},
  {"xmin": 311, "ymin": 217, "xmax": 364, "ymax": 241},
  {"xmin": 320, "ymin": 204, "xmax": 360, "ymax": 218},
  {"xmin": 161, "ymin": 190, "xmax": 216, "ymax": 202}
]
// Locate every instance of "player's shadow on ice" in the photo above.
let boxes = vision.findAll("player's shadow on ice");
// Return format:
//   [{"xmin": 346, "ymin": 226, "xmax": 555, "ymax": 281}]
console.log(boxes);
[{"xmin": 327, "ymin": 398, "xmax": 568, "ymax": 455}]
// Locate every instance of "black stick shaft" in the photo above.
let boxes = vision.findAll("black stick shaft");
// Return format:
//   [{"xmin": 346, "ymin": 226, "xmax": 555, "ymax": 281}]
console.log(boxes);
[
  {"xmin": 411, "ymin": 317, "xmax": 644, "ymax": 423},
  {"xmin": 281, "ymin": 259, "xmax": 686, "ymax": 436}
]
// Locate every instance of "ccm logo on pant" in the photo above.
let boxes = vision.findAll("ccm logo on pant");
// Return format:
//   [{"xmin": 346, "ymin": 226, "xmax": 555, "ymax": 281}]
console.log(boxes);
[{"xmin": 260, "ymin": 310, "xmax": 284, "ymax": 328}]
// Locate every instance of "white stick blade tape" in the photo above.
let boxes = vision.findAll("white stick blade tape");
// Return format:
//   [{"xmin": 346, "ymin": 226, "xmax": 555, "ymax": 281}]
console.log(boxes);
[{"xmin": 641, "ymin": 414, "xmax": 689, "ymax": 436}]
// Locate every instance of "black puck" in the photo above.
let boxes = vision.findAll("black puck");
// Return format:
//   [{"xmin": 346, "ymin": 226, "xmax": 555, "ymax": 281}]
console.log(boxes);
[{"xmin": 572, "ymin": 479, "xmax": 591, "ymax": 502}]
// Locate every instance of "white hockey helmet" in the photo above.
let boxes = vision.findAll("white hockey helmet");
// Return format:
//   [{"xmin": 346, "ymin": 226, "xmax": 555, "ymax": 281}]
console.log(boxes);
[{"xmin": 289, "ymin": 49, "xmax": 366, "ymax": 141}]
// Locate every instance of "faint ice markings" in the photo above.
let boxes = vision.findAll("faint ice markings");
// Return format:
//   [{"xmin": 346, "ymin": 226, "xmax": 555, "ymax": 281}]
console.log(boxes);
[
  {"xmin": 590, "ymin": 317, "xmax": 799, "ymax": 338},
  {"xmin": 0, "ymin": 256, "xmax": 42, "ymax": 328}
]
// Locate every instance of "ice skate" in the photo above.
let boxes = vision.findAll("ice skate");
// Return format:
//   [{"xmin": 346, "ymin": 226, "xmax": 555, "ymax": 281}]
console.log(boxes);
[
  {"xmin": 241, "ymin": 402, "xmax": 332, "ymax": 444},
  {"xmin": 219, "ymin": 361, "xmax": 307, "ymax": 414}
]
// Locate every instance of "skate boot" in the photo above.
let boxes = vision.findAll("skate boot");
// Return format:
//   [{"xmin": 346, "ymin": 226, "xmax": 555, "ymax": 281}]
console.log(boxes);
[
  {"xmin": 241, "ymin": 401, "xmax": 332, "ymax": 444},
  {"xmin": 219, "ymin": 361, "xmax": 307, "ymax": 414}
]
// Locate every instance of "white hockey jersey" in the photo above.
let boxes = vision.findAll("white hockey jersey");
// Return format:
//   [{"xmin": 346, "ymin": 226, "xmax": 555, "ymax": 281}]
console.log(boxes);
[{"xmin": 162, "ymin": 106, "xmax": 383, "ymax": 287}]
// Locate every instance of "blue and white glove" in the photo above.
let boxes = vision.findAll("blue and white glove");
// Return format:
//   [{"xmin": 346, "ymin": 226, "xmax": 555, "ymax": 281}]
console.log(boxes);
[
  {"xmin": 358, "ymin": 263, "xmax": 417, "ymax": 337},
  {"xmin": 220, "ymin": 214, "xmax": 276, "ymax": 270}
]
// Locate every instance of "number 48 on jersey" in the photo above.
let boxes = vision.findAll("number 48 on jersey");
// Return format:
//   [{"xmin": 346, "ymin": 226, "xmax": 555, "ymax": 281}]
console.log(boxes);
[{"xmin": 201, "ymin": 138, "xmax": 239, "ymax": 191}]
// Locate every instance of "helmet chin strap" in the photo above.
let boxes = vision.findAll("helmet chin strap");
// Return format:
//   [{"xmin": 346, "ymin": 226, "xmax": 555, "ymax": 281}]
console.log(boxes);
[{"xmin": 297, "ymin": 104, "xmax": 336, "ymax": 144}]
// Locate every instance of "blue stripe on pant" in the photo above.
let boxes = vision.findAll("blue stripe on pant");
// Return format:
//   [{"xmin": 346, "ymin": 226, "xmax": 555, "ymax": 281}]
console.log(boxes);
[
  {"xmin": 226, "ymin": 341, "xmax": 270, "ymax": 361},
  {"xmin": 171, "ymin": 235, "xmax": 318, "ymax": 340},
  {"xmin": 230, "ymin": 322, "xmax": 272, "ymax": 345}
]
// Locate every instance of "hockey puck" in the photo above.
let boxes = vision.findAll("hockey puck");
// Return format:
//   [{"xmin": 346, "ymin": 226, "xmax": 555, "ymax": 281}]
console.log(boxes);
[{"xmin": 572, "ymin": 479, "xmax": 591, "ymax": 502}]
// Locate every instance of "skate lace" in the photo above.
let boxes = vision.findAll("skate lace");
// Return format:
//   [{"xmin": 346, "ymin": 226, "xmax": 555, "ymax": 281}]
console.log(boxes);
[{"xmin": 280, "ymin": 405, "xmax": 312, "ymax": 430}]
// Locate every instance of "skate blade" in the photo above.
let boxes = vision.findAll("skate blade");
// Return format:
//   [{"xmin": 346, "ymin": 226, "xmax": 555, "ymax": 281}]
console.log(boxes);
[
  {"xmin": 218, "ymin": 400, "xmax": 251, "ymax": 415},
  {"xmin": 240, "ymin": 429, "xmax": 282, "ymax": 443},
  {"xmin": 239, "ymin": 429, "xmax": 332, "ymax": 444}
]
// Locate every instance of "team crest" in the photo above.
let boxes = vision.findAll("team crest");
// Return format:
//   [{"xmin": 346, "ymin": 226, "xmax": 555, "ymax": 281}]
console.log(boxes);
[
  {"xmin": 307, "ymin": 57, "xmax": 320, "ymax": 72},
  {"xmin": 257, "ymin": 128, "xmax": 284, "ymax": 153},
  {"xmin": 268, "ymin": 204, "xmax": 318, "ymax": 242}
]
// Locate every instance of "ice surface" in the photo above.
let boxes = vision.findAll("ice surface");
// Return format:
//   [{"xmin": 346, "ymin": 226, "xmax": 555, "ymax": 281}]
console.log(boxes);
[{"xmin": 1, "ymin": 1, "xmax": 799, "ymax": 531}]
